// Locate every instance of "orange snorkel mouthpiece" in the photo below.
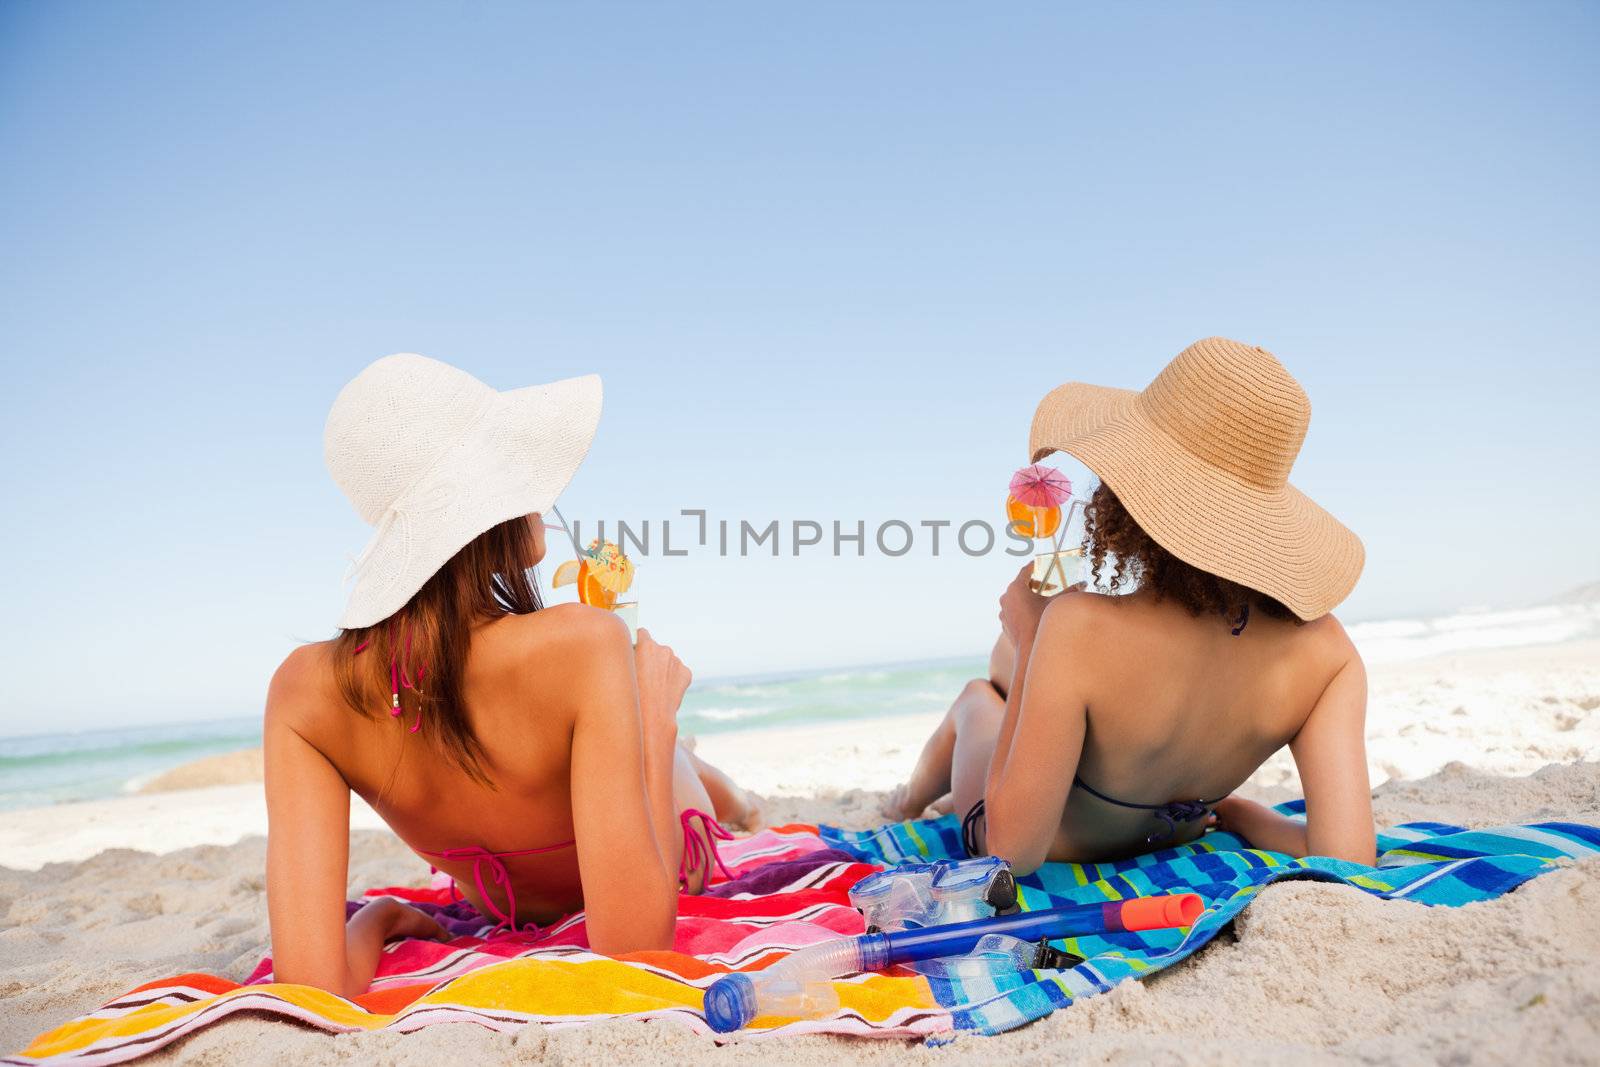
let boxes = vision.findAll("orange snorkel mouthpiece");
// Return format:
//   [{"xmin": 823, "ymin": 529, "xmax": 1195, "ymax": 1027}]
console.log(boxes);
[{"xmin": 1114, "ymin": 892, "xmax": 1204, "ymax": 931}]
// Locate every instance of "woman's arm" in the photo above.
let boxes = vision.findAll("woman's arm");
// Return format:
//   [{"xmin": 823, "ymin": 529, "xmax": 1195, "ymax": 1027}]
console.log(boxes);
[
  {"xmin": 983, "ymin": 564, "xmax": 1054, "ymax": 800},
  {"xmin": 631, "ymin": 628, "xmax": 694, "ymax": 876},
  {"xmin": 1215, "ymin": 652, "xmax": 1375, "ymax": 864},
  {"xmin": 985, "ymin": 569, "xmax": 1092, "ymax": 800},
  {"xmin": 1210, "ymin": 795, "xmax": 1307, "ymax": 855},
  {"xmin": 263, "ymin": 658, "xmax": 443, "ymax": 997},
  {"xmin": 1289, "ymin": 653, "xmax": 1376, "ymax": 864},
  {"xmin": 562, "ymin": 612, "xmax": 681, "ymax": 954},
  {"xmin": 983, "ymin": 594, "xmax": 1091, "ymax": 874},
  {"xmin": 983, "ymin": 631, "xmax": 1035, "ymax": 801}
]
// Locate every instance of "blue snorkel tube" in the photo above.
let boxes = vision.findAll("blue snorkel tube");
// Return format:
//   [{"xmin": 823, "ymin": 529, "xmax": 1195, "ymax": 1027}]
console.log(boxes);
[{"xmin": 703, "ymin": 890, "xmax": 1203, "ymax": 1033}]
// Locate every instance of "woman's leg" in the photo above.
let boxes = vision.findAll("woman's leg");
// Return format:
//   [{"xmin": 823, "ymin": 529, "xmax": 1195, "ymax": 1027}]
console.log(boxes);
[
  {"xmin": 683, "ymin": 746, "xmax": 762, "ymax": 831},
  {"xmin": 947, "ymin": 678, "xmax": 1006, "ymax": 818},
  {"xmin": 671, "ymin": 742, "xmax": 763, "ymax": 893},
  {"xmin": 672, "ymin": 745, "xmax": 718, "ymax": 893},
  {"xmin": 989, "ymin": 631, "xmax": 1016, "ymax": 699},
  {"xmin": 885, "ymin": 665, "xmax": 1008, "ymax": 821}
]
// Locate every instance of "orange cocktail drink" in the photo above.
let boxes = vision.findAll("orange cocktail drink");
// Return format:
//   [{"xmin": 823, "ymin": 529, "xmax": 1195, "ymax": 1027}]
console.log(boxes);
[{"xmin": 1005, "ymin": 495, "xmax": 1062, "ymax": 539}]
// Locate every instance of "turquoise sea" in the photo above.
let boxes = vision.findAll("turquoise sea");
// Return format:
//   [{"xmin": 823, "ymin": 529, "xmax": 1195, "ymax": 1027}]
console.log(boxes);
[
  {"xmin": 0, "ymin": 717, "xmax": 266, "ymax": 812},
  {"xmin": 0, "ymin": 655, "xmax": 987, "ymax": 812}
]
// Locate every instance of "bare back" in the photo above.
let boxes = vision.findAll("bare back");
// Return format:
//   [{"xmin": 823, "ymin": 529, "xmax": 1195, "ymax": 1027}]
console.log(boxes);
[
  {"xmin": 264, "ymin": 602, "xmax": 686, "ymax": 993},
  {"xmin": 276, "ymin": 606, "xmax": 605, "ymax": 921},
  {"xmin": 1044, "ymin": 589, "xmax": 1356, "ymax": 858},
  {"xmin": 978, "ymin": 585, "xmax": 1371, "ymax": 870}
]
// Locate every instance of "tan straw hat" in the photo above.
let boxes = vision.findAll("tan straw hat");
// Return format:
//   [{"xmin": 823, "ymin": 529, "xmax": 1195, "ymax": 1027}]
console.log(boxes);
[
  {"xmin": 325, "ymin": 354, "xmax": 602, "ymax": 629},
  {"xmin": 1029, "ymin": 337, "xmax": 1362, "ymax": 620}
]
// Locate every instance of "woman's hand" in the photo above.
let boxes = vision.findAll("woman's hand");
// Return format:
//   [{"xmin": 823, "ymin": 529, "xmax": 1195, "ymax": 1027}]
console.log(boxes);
[
  {"xmin": 998, "ymin": 563, "xmax": 1050, "ymax": 648},
  {"xmin": 340, "ymin": 898, "xmax": 449, "ymax": 994},
  {"xmin": 633, "ymin": 628, "xmax": 692, "ymax": 737},
  {"xmin": 1209, "ymin": 794, "xmax": 1250, "ymax": 833},
  {"xmin": 348, "ymin": 897, "xmax": 449, "ymax": 945},
  {"xmin": 1207, "ymin": 794, "xmax": 1313, "ymax": 857}
]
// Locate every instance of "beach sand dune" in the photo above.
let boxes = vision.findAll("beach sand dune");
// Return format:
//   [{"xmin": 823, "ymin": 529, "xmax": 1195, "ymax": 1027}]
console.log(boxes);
[
  {"xmin": 137, "ymin": 749, "xmax": 263, "ymax": 794},
  {"xmin": 3, "ymin": 641, "xmax": 1598, "ymax": 1064}
]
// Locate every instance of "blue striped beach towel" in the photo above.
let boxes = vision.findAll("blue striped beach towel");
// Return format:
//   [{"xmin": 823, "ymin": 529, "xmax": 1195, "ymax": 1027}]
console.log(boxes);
[{"xmin": 819, "ymin": 801, "xmax": 1600, "ymax": 1037}]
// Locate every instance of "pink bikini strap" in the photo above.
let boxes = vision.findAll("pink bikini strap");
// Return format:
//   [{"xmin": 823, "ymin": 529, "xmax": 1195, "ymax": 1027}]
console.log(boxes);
[
  {"xmin": 391, "ymin": 626, "xmax": 426, "ymax": 733},
  {"xmin": 353, "ymin": 627, "xmax": 427, "ymax": 733},
  {"xmin": 417, "ymin": 839, "xmax": 576, "ymax": 935},
  {"xmin": 420, "ymin": 846, "xmax": 526, "ymax": 934},
  {"xmin": 678, "ymin": 808, "xmax": 735, "ymax": 887}
]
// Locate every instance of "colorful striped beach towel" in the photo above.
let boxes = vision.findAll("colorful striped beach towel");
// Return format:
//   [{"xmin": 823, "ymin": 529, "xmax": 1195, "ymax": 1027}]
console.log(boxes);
[
  {"xmin": 820, "ymin": 802, "xmax": 1600, "ymax": 1035},
  {"xmin": 8, "ymin": 804, "xmax": 1597, "ymax": 1065}
]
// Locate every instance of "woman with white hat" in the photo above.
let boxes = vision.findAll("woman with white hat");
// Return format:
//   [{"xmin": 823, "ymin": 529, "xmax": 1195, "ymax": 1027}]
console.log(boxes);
[
  {"xmin": 263, "ymin": 354, "xmax": 753, "ymax": 996},
  {"xmin": 887, "ymin": 338, "xmax": 1377, "ymax": 870}
]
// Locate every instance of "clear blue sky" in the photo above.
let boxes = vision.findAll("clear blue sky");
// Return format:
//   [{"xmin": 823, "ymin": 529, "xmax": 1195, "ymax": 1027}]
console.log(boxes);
[{"xmin": 2, "ymin": 2, "xmax": 1595, "ymax": 734}]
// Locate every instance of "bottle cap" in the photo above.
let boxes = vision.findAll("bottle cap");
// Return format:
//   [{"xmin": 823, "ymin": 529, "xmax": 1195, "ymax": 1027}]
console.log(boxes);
[{"xmin": 703, "ymin": 972, "xmax": 756, "ymax": 1034}]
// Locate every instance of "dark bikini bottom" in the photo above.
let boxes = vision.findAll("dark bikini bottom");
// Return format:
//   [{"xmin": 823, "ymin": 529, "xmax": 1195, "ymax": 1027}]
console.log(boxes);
[{"xmin": 961, "ymin": 778, "xmax": 1224, "ymax": 857}]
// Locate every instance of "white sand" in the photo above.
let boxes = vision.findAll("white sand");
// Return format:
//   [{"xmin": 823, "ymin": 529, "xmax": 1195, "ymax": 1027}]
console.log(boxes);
[
  {"xmin": 0, "ymin": 785, "xmax": 387, "ymax": 872},
  {"xmin": 2, "ymin": 639, "xmax": 1598, "ymax": 1064}
]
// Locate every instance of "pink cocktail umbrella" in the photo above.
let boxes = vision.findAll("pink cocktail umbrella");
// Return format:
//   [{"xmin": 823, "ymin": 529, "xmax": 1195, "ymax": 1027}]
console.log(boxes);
[
  {"xmin": 1009, "ymin": 464, "xmax": 1073, "ymax": 508},
  {"xmin": 1009, "ymin": 464, "xmax": 1078, "ymax": 593}
]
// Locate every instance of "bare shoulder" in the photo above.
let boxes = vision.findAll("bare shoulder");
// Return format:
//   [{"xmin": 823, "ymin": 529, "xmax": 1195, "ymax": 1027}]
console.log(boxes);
[
  {"xmin": 1298, "ymin": 610, "xmax": 1354, "ymax": 647},
  {"xmin": 1039, "ymin": 589, "xmax": 1109, "ymax": 630},
  {"xmin": 1034, "ymin": 589, "xmax": 1124, "ymax": 654},
  {"xmin": 485, "ymin": 603, "xmax": 630, "ymax": 657},
  {"xmin": 1294, "ymin": 612, "xmax": 1364, "ymax": 679},
  {"xmin": 265, "ymin": 640, "xmax": 339, "ymax": 732},
  {"xmin": 1041, "ymin": 589, "xmax": 1145, "ymax": 635},
  {"xmin": 476, "ymin": 604, "xmax": 633, "ymax": 694}
]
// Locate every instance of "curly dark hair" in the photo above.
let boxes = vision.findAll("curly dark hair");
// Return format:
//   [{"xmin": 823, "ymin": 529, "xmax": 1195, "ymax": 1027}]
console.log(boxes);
[{"xmin": 1081, "ymin": 483, "xmax": 1299, "ymax": 626}]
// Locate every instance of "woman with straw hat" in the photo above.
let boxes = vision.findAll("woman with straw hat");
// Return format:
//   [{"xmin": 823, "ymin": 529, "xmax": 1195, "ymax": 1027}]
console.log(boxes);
[
  {"xmin": 887, "ymin": 338, "xmax": 1377, "ymax": 869},
  {"xmin": 263, "ymin": 354, "xmax": 755, "ymax": 997}
]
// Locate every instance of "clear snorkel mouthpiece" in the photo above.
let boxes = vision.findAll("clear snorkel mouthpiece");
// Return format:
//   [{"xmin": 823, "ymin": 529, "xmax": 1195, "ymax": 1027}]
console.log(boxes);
[
  {"xmin": 907, "ymin": 933, "xmax": 1044, "ymax": 979},
  {"xmin": 848, "ymin": 856, "xmax": 1017, "ymax": 932}
]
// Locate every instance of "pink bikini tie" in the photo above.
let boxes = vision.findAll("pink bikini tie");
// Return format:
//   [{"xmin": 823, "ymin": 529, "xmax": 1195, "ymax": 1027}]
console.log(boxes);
[
  {"xmin": 416, "ymin": 840, "xmax": 576, "ymax": 935},
  {"xmin": 423, "ymin": 811, "xmax": 733, "ymax": 936},
  {"xmin": 678, "ymin": 808, "xmax": 735, "ymax": 886}
]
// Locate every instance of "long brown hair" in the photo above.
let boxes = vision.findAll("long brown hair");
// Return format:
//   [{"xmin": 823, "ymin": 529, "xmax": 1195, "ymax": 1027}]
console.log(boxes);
[
  {"xmin": 332, "ymin": 515, "xmax": 544, "ymax": 784},
  {"xmin": 1082, "ymin": 484, "xmax": 1298, "ymax": 626}
]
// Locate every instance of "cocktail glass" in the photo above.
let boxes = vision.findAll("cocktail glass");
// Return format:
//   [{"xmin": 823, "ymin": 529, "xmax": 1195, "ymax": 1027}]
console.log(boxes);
[{"xmin": 1032, "ymin": 547, "xmax": 1082, "ymax": 597}]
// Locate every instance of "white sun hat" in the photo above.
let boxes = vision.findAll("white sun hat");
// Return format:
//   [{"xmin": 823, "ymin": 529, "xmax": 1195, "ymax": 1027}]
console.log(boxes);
[{"xmin": 325, "ymin": 353, "xmax": 602, "ymax": 629}]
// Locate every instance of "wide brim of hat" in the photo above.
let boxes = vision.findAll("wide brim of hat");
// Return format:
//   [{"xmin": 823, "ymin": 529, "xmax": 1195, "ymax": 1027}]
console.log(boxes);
[
  {"xmin": 339, "ymin": 374, "xmax": 603, "ymax": 629},
  {"xmin": 1029, "ymin": 382, "xmax": 1363, "ymax": 621}
]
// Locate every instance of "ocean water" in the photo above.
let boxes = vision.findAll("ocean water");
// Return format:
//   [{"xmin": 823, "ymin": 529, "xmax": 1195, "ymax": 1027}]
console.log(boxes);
[
  {"xmin": 2, "ymin": 602, "xmax": 1595, "ymax": 813},
  {"xmin": 677, "ymin": 656, "xmax": 987, "ymax": 736},
  {"xmin": 0, "ymin": 717, "xmax": 263, "ymax": 812},
  {"xmin": 1345, "ymin": 602, "xmax": 1600, "ymax": 664}
]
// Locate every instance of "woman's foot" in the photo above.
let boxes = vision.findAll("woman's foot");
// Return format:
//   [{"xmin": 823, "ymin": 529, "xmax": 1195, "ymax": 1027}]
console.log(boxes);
[
  {"xmin": 882, "ymin": 783, "xmax": 937, "ymax": 821},
  {"xmin": 720, "ymin": 789, "xmax": 764, "ymax": 833},
  {"xmin": 882, "ymin": 786, "xmax": 954, "ymax": 821},
  {"xmin": 882, "ymin": 783, "xmax": 914, "ymax": 820},
  {"xmin": 884, "ymin": 681, "xmax": 985, "ymax": 820}
]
